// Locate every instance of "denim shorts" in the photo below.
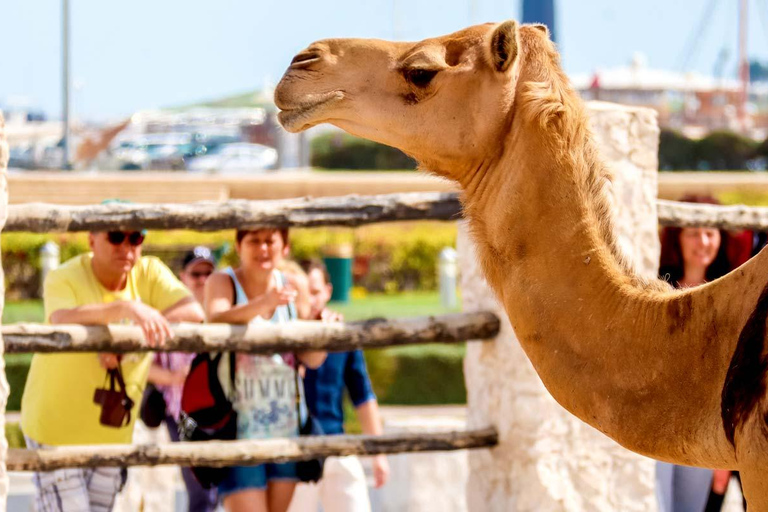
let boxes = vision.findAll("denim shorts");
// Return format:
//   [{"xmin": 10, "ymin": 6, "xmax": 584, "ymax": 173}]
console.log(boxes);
[{"xmin": 217, "ymin": 462, "xmax": 298, "ymax": 496}]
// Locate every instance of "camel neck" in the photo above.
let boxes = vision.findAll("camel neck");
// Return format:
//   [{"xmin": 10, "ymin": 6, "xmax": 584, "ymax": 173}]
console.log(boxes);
[
  {"xmin": 460, "ymin": 117, "xmax": 666, "ymax": 423},
  {"xmin": 464, "ymin": 118, "xmax": 636, "ymax": 309}
]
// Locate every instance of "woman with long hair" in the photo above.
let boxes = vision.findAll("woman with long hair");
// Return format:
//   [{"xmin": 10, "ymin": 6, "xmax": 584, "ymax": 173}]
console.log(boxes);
[{"xmin": 656, "ymin": 194, "xmax": 753, "ymax": 512}]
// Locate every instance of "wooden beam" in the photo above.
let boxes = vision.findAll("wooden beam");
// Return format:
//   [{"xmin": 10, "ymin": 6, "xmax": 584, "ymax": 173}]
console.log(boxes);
[
  {"xmin": 5, "ymin": 192, "xmax": 463, "ymax": 232},
  {"xmin": 8, "ymin": 193, "xmax": 768, "ymax": 233},
  {"xmin": 7, "ymin": 428, "xmax": 499, "ymax": 471},
  {"xmin": 657, "ymin": 199, "xmax": 768, "ymax": 231},
  {"xmin": 3, "ymin": 312, "xmax": 500, "ymax": 354}
]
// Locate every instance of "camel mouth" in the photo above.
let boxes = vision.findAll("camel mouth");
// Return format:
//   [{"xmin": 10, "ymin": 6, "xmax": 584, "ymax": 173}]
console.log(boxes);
[{"xmin": 277, "ymin": 91, "xmax": 344, "ymax": 132}]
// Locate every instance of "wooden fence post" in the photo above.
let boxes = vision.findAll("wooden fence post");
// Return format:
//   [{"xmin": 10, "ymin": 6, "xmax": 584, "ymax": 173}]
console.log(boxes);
[{"xmin": 0, "ymin": 111, "xmax": 11, "ymax": 509}]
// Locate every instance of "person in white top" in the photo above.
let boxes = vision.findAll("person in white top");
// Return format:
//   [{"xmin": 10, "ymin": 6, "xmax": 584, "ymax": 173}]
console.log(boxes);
[{"xmin": 204, "ymin": 228, "xmax": 325, "ymax": 512}]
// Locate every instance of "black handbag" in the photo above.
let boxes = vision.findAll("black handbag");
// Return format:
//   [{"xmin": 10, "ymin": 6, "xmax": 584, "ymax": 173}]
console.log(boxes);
[
  {"xmin": 93, "ymin": 364, "xmax": 134, "ymax": 428},
  {"xmin": 296, "ymin": 406, "xmax": 325, "ymax": 482},
  {"xmin": 139, "ymin": 383, "xmax": 167, "ymax": 428}
]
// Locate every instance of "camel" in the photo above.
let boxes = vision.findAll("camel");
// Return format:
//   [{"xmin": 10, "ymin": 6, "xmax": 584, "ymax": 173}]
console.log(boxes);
[{"xmin": 274, "ymin": 21, "xmax": 768, "ymax": 508}]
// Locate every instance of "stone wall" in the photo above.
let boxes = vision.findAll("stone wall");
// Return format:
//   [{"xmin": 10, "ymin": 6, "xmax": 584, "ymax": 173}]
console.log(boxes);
[{"xmin": 461, "ymin": 102, "xmax": 661, "ymax": 512}]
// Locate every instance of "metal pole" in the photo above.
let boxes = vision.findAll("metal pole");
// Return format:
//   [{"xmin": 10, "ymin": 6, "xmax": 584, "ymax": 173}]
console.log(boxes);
[
  {"xmin": 738, "ymin": 0, "xmax": 749, "ymax": 130},
  {"xmin": 62, "ymin": 0, "xmax": 71, "ymax": 169}
]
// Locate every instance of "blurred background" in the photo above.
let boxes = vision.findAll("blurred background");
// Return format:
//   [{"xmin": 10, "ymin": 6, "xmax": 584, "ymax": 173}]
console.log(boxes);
[{"xmin": 3, "ymin": 0, "xmax": 768, "ymax": 173}]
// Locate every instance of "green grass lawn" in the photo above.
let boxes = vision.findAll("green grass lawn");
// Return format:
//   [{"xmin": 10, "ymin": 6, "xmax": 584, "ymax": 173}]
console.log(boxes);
[
  {"xmin": 2, "ymin": 291, "xmax": 460, "ymax": 325},
  {"xmin": 3, "ymin": 300, "xmax": 45, "ymax": 324},
  {"xmin": 331, "ymin": 291, "xmax": 461, "ymax": 321}
]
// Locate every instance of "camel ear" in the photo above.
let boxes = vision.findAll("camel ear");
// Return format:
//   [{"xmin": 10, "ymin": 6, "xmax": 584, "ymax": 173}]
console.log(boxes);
[
  {"xmin": 489, "ymin": 20, "xmax": 519, "ymax": 73},
  {"xmin": 531, "ymin": 24, "xmax": 550, "ymax": 38}
]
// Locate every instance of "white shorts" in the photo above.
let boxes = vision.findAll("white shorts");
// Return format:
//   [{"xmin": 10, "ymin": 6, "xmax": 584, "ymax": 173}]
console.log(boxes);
[
  {"xmin": 288, "ymin": 456, "xmax": 371, "ymax": 512},
  {"xmin": 25, "ymin": 436, "xmax": 126, "ymax": 512}
]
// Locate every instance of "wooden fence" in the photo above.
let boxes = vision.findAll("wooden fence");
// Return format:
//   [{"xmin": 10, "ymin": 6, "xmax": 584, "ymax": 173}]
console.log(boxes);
[{"xmin": 3, "ymin": 183, "xmax": 768, "ymax": 484}]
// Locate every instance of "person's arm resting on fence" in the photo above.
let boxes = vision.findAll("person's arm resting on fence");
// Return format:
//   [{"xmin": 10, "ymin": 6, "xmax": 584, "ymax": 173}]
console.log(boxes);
[
  {"xmin": 346, "ymin": 350, "xmax": 390, "ymax": 487},
  {"xmin": 45, "ymin": 257, "xmax": 201, "ymax": 368}
]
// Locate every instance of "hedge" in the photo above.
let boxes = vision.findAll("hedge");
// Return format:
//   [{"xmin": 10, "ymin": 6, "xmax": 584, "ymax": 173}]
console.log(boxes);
[
  {"xmin": 4, "ymin": 344, "xmax": 466, "ymax": 413},
  {"xmin": 364, "ymin": 344, "xmax": 466, "ymax": 405},
  {"xmin": 6, "ymin": 354, "xmax": 32, "ymax": 412},
  {"xmin": 311, "ymin": 132, "xmax": 417, "ymax": 170},
  {"xmin": 3, "ymin": 222, "xmax": 458, "ymax": 298},
  {"xmin": 659, "ymin": 128, "xmax": 764, "ymax": 171}
]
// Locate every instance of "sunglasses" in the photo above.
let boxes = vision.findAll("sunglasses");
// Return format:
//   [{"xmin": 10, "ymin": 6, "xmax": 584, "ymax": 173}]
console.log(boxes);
[
  {"xmin": 189, "ymin": 270, "xmax": 213, "ymax": 279},
  {"xmin": 106, "ymin": 231, "xmax": 146, "ymax": 246}
]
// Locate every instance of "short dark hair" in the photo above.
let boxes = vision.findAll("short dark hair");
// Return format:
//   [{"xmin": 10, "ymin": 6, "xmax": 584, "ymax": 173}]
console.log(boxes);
[
  {"xmin": 299, "ymin": 258, "xmax": 330, "ymax": 284},
  {"xmin": 236, "ymin": 228, "xmax": 289, "ymax": 245}
]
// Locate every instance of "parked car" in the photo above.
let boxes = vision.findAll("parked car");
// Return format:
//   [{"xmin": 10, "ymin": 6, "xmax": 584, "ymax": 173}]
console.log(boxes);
[
  {"xmin": 186, "ymin": 142, "xmax": 278, "ymax": 173},
  {"xmin": 110, "ymin": 133, "xmax": 193, "ymax": 170}
]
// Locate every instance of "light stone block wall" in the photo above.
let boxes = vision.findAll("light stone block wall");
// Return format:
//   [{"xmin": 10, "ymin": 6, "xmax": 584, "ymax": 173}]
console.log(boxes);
[{"xmin": 462, "ymin": 102, "xmax": 661, "ymax": 512}]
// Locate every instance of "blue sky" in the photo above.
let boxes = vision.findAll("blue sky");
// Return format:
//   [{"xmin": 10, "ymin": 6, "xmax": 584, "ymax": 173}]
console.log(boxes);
[{"xmin": 3, "ymin": 0, "xmax": 768, "ymax": 121}]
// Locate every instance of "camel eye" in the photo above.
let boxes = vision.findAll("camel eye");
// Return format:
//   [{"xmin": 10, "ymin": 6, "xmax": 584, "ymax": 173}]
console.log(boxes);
[{"xmin": 406, "ymin": 69, "xmax": 438, "ymax": 88}]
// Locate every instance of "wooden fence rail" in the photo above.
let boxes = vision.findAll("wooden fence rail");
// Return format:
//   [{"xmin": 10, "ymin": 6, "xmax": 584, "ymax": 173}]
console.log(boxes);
[
  {"xmin": 7, "ymin": 428, "xmax": 499, "ymax": 472},
  {"xmin": 2, "ymin": 312, "xmax": 499, "ymax": 354},
  {"xmin": 6, "ymin": 194, "xmax": 768, "ymax": 233},
  {"xmin": 5, "ymin": 193, "xmax": 462, "ymax": 232},
  {"xmin": 656, "ymin": 199, "xmax": 768, "ymax": 231}
]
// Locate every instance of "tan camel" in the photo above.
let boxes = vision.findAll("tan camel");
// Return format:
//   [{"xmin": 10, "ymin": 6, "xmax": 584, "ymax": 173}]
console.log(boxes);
[{"xmin": 275, "ymin": 21, "xmax": 768, "ymax": 508}]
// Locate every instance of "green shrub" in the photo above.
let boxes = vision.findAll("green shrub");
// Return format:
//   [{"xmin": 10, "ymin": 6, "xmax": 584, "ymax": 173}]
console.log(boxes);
[
  {"xmin": 5, "ymin": 422, "xmax": 25, "ymax": 449},
  {"xmin": 364, "ymin": 344, "xmax": 466, "ymax": 405},
  {"xmin": 311, "ymin": 132, "xmax": 417, "ymax": 170},
  {"xmin": 659, "ymin": 129, "xmax": 697, "ymax": 171},
  {"xmin": 755, "ymin": 137, "xmax": 768, "ymax": 159},
  {"xmin": 695, "ymin": 131, "xmax": 757, "ymax": 171},
  {"xmin": 5, "ymin": 354, "xmax": 32, "ymax": 412},
  {"xmin": 3, "ymin": 223, "xmax": 457, "ymax": 297},
  {"xmin": 3, "ymin": 343, "xmax": 466, "ymax": 417},
  {"xmin": 658, "ymin": 129, "xmax": 762, "ymax": 171}
]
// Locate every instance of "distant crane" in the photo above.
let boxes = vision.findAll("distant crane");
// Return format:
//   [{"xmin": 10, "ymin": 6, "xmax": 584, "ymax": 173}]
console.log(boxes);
[
  {"xmin": 677, "ymin": 0, "xmax": 754, "ymax": 131},
  {"xmin": 738, "ymin": 0, "xmax": 750, "ymax": 127}
]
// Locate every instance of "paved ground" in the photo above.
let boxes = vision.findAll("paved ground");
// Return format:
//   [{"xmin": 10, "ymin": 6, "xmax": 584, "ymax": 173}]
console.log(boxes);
[{"xmin": 4, "ymin": 406, "xmax": 747, "ymax": 511}]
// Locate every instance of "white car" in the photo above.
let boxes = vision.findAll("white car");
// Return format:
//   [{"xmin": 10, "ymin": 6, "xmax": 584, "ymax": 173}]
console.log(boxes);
[{"xmin": 186, "ymin": 143, "xmax": 278, "ymax": 173}]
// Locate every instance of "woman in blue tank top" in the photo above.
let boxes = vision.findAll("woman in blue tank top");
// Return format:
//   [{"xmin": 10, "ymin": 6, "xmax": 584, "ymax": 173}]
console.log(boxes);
[{"xmin": 204, "ymin": 228, "xmax": 326, "ymax": 512}]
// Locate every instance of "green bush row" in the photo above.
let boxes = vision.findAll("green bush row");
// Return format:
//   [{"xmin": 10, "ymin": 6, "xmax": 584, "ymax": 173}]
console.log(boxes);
[
  {"xmin": 2, "ymin": 222, "xmax": 457, "ymax": 298},
  {"xmin": 659, "ymin": 129, "xmax": 768, "ymax": 171},
  {"xmin": 6, "ymin": 354, "xmax": 32, "ymax": 412},
  {"xmin": 4, "ymin": 344, "xmax": 466, "ymax": 413},
  {"xmin": 311, "ymin": 132, "xmax": 417, "ymax": 170},
  {"xmin": 364, "ymin": 344, "xmax": 466, "ymax": 405}
]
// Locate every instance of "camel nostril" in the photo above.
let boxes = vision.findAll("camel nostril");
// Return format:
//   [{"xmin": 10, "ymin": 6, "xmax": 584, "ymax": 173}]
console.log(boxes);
[{"xmin": 290, "ymin": 52, "xmax": 322, "ymax": 67}]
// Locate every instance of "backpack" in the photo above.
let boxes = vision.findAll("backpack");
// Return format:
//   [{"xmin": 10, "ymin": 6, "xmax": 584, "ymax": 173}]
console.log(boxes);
[{"xmin": 178, "ymin": 350, "xmax": 237, "ymax": 488}]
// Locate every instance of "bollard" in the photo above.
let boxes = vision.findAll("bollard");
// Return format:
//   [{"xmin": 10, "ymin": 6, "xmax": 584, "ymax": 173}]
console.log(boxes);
[
  {"xmin": 323, "ymin": 244, "xmax": 353, "ymax": 303},
  {"xmin": 438, "ymin": 247, "xmax": 458, "ymax": 309},
  {"xmin": 39, "ymin": 241, "xmax": 60, "ymax": 296}
]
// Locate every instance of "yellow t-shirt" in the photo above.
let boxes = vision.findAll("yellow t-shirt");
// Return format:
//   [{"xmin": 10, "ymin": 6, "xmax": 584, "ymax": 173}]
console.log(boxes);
[{"xmin": 20, "ymin": 253, "xmax": 192, "ymax": 445}]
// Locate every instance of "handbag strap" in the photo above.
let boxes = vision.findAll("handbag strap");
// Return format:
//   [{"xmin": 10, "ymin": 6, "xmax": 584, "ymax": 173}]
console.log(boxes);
[{"xmin": 111, "ymin": 363, "xmax": 128, "ymax": 394}]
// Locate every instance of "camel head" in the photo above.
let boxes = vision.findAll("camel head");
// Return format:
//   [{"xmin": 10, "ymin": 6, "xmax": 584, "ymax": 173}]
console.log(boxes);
[{"xmin": 275, "ymin": 21, "xmax": 554, "ymax": 182}]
